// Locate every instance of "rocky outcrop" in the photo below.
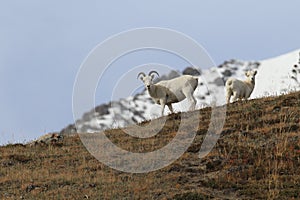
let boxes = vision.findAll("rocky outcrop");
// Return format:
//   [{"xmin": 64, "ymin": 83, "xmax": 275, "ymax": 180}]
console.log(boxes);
[{"xmin": 28, "ymin": 133, "xmax": 63, "ymax": 146}]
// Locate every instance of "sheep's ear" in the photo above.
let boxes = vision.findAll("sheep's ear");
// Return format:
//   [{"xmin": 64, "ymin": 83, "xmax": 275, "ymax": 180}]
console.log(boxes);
[
  {"xmin": 151, "ymin": 74, "xmax": 155, "ymax": 80},
  {"xmin": 254, "ymin": 70, "xmax": 257, "ymax": 75},
  {"xmin": 137, "ymin": 73, "xmax": 145, "ymax": 81},
  {"xmin": 245, "ymin": 71, "xmax": 249, "ymax": 77}
]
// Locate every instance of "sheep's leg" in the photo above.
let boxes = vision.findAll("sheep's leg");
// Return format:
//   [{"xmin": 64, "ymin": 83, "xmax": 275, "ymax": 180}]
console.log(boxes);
[
  {"xmin": 189, "ymin": 95, "xmax": 196, "ymax": 111},
  {"xmin": 226, "ymin": 89, "xmax": 232, "ymax": 104},
  {"xmin": 167, "ymin": 104, "xmax": 174, "ymax": 114},
  {"xmin": 226, "ymin": 95, "xmax": 231, "ymax": 104},
  {"xmin": 232, "ymin": 91, "xmax": 239, "ymax": 102},
  {"xmin": 183, "ymin": 88, "xmax": 196, "ymax": 111},
  {"xmin": 159, "ymin": 99, "xmax": 166, "ymax": 116}
]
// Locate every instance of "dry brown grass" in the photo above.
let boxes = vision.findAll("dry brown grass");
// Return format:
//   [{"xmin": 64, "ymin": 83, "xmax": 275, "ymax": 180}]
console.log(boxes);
[{"xmin": 0, "ymin": 91, "xmax": 299, "ymax": 199}]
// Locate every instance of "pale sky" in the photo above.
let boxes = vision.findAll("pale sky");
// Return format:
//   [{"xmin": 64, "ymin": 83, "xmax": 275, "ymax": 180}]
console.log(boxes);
[{"xmin": 1, "ymin": 0, "xmax": 300, "ymax": 144}]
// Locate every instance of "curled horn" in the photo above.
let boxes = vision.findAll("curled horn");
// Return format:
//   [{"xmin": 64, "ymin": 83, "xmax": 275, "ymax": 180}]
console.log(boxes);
[
  {"xmin": 148, "ymin": 70, "xmax": 159, "ymax": 77},
  {"xmin": 137, "ymin": 72, "xmax": 146, "ymax": 79}
]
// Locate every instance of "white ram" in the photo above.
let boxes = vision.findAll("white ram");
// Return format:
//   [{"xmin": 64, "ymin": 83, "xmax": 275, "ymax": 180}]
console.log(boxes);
[
  {"xmin": 138, "ymin": 71, "xmax": 198, "ymax": 116},
  {"xmin": 225, "ymin": 70, "xmax": 257, "ymax": 104}
]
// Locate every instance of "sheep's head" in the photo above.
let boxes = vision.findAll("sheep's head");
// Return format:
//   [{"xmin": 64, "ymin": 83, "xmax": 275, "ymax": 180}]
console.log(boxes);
[
  {"xmin": 137, "ymin": 71, "xmax": 159, "ymax": 90},
  {"xmin": 245, "ymin": 70, "xmax": 257, "ymax": 83}
]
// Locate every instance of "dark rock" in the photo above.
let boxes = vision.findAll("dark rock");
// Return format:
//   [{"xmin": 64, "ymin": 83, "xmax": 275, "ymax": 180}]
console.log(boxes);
[
  {"xmin": 222, "ymin": 69, "xmax": 232, "ymax": 77},
  {"xmin": 95, "ymin": 104, "xmax": 110, "ymax": 115},
  {"xmin": 82, "ymin": 112, "xmax": 92, "ymax": 121},
  {"xmin": 182, "ymin": 67, "xmax": 201, "ymax": 76},
  {"xmin": 213, "ymin": 77, "xmax": 225, "ymax": 86},
  {"xmin": 29, "ymin": 133, "xmax": 63, "ymax": 146},
  {"xmin": 253, "ymin": 62, "xmax": 260, "ymax": 68}
]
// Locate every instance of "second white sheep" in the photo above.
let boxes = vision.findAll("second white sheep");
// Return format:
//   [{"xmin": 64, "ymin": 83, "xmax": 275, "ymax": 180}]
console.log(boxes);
[{"xmin": 225, "ymin": 70, "xmax": 257, "ymax": 104}]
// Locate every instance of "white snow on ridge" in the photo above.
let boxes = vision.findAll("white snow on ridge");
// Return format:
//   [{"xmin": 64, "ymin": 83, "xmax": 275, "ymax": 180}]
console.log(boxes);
[{"xmin": 252, "ymin": 49, "xmax": 300, "ymax": 98}]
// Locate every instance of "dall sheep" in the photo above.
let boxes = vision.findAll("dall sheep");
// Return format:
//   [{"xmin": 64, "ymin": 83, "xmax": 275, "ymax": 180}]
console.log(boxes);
[
  {"xmin": 138, "ymin": 71, "xmax": 198, "ymax": 116},
  {"xmin": 226, "ymin": 70, "xmax": 257, "ymax": 104}
]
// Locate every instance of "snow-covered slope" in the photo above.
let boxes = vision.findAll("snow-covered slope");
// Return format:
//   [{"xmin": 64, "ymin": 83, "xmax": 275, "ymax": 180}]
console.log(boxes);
[
  {"xmin": 60, "ymin": 49, "xmax": 300, "ymax": 134},
  {"xmin": 252, "ymin": 50, "xmax": 300, "ymax": 98}
]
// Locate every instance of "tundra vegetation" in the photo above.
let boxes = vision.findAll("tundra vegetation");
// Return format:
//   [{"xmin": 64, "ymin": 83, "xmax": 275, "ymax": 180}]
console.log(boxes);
[{"xmin": 0, "ymin": 91, "xmax": 299, "ymax": 199}]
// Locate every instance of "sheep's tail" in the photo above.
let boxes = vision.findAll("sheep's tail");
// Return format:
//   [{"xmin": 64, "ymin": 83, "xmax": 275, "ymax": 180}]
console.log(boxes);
[{"xmin": 226, "ymin": 79, "xmax": 233, "ymax": 87}]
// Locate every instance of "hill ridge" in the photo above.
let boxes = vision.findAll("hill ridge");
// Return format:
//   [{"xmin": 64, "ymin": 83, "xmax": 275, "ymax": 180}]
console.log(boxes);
[{"xmin": 1, "ymin": 91, "xmax": 299, "ymax": 199}]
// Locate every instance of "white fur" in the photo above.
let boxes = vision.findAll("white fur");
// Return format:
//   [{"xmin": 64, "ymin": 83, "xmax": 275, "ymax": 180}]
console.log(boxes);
[
  {"xmin": 226, "ymin": 70, "xmax": 257, "ymax": 104},
  {"xmin": 138, "ymin": 71, "xmax": 198, "ymax": 116}
]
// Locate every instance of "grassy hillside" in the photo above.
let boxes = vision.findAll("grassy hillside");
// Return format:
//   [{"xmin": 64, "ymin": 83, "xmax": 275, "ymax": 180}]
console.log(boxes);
[{"xmin": 1, "ymin": 91, "xmax": 299, "ymax": 199}]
